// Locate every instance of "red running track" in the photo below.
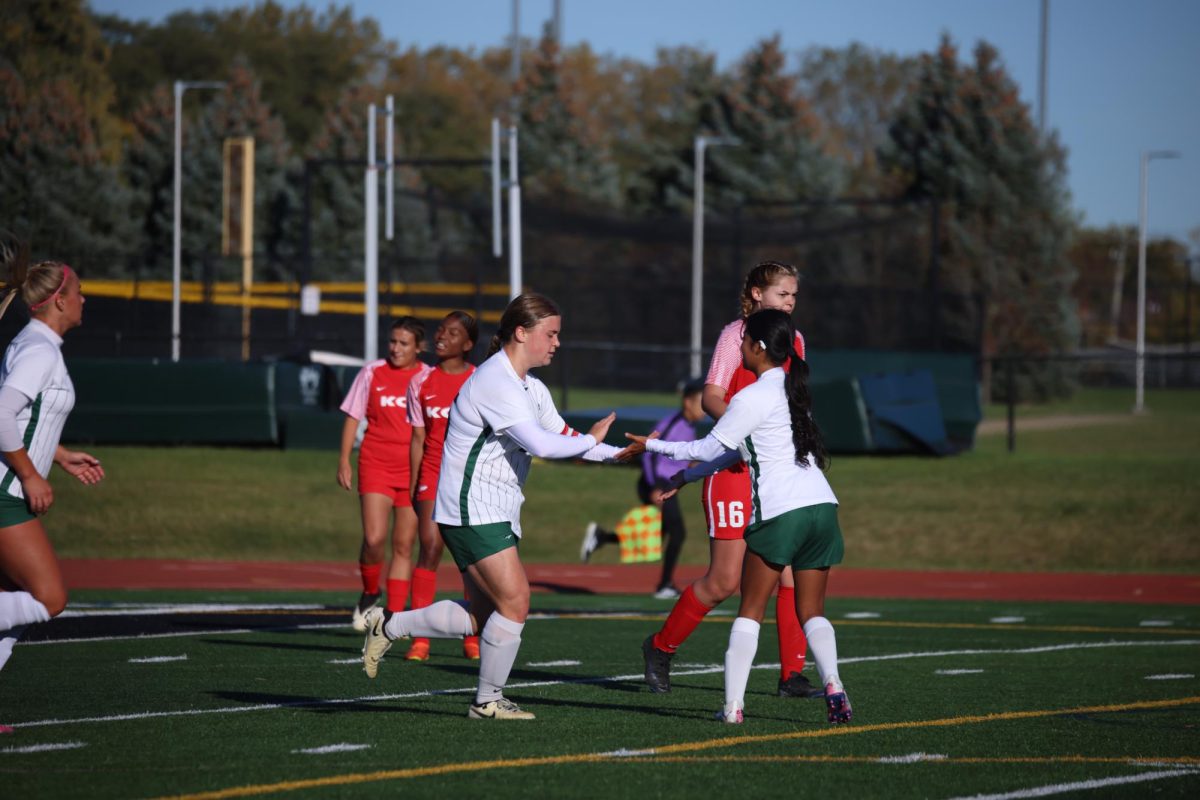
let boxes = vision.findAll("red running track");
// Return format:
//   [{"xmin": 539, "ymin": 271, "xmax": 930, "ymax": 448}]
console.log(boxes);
[{"xmin": 58, "ymin": 559, "xmax": 1200, "ymax": 604}]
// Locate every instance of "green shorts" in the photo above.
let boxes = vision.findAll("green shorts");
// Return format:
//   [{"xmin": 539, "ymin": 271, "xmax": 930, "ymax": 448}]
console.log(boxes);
[
  {"xmin": 744, "ymin": 503, "xmax": 844, "ymax": 570},
  {"xmin": 0, "ymin": 492, "xmax": 36, "ymax": 529},
  {"xmin": 440, "ymin": 522, "xmax": 519, "ymax": 571}
]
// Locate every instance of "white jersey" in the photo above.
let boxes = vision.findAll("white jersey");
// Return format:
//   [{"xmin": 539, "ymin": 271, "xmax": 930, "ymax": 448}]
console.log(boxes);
[
  {"xmin": 0, "ymin": 320, "xmax": 75, "ymax": 499},
  {"xmin": 709, "ymin": 367, "xmax": 836, "ymax": 524},
  {"xmin": 433, "ymin": 349, "xmax": 574, "ymax": 536}
]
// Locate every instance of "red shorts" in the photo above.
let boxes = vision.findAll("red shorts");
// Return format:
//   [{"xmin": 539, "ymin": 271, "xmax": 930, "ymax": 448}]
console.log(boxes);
[
  {"xmin": 702, "ymin": 464, "xmax": 752, "ymax": 540},
  {"xmin": 358, "ymin": 481, "xmax": 412, "ymax": 508},
  {"xmin": 358, "ymin": 458, "xmax": 412, "ymax": 508},
  {"xmin": 414, "ymin": 457, "xmax": 441, "ymax": 503}
]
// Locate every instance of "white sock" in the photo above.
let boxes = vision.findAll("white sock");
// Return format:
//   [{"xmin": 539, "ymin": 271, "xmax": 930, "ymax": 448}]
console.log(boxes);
[
  {"xmin": 802, "ymin": 616, "xmax": 840, "ymax": 689},
  {"xmin": 0, "ymin": 625, "xmax": 28, "ymax": 672},
  {"xmin": 724, "ymin": 617, "xmax": 761, "ymax": 708},
  {"xmin": 0, "ymin": 592, "xmax": 51, "ymax": 631},
  {"xmin": 383, "ymin": 600, "xmax": 474, "ymax": 640},
  {"xmin": 475, "ymin": 612, "xmax": 524, "ymax": 705}
]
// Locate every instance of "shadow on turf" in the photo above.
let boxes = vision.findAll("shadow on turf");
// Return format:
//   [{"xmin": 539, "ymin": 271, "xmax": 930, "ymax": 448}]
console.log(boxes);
[{"xmin": 200, "ymin": 635, "xmax": 361, "ymax": 655}]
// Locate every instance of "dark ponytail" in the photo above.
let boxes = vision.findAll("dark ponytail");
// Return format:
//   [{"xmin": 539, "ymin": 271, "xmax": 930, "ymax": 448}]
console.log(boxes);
[{"xmin": 743, "ymin": 309, "xmax": 828, "ymax": 470}]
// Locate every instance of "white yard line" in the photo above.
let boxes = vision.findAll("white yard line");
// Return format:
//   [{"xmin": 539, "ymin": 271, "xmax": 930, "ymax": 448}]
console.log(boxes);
[
  {"xmin": 944, "ymin": 768, "xmax": 1200, "ymax": 799},
  {"xmin": 128, "ymin": 655, "xmax": 188, "ymax": 664},
  {"xmin": 293, "ymin": 743, "xmax": 372, "ymax": 755},
  {"xmin": 8, "ymin": 639, "xmax": 1198, "ymax": 732},
  {"xmin": 0, "ymin": 741, "xmax": 87, "ymax": 755},
  {"xmin": 1145, "ymin": 673, "xmax": 1194, "ymax": 680}
]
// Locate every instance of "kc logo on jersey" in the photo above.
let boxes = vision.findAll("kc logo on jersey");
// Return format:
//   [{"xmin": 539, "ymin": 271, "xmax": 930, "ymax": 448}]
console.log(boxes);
[
  {"xmin": 379, "ymin": 396, "xmax": 408, "ymax": 408},
  {"xmin": 425, "ymin": 406, "xmax": 451, "ymax": 419}
]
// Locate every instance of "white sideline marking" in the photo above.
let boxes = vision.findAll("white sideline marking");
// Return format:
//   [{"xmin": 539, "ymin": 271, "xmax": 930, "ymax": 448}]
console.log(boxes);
[
  {"xmin": 990, "ymin": 616, "xmax": 1025, "ymax": 624},
  {"xmin": 944, "ymin": 768, "xmax": 1200, "ymax": 799},
  {"xmin": 128, "ymin": 655, "xmax": 187, "ymax": 664},
  {"xmin": 1139, "ymin": 620, "xmax": 1174, "ymax": 627},
  {"xmin": 844, "ymin": 612, "xmax": 881, "ymax": 619},
  {"xmin": 879, "ymin": 752, "xmax": 947, "ymax": 763},
  {"xmin": 600, "ymin": 748, "xmax": 658, "ymax": 758},
  {"xmin": 527, "ymin": 660, "xmax": 581, "ymax": 667},
  {"xmin": 61, "ymin": 603, "xmax": 325, "ymax": 618},
  {"xmin": 935, "ymin": 669, "xmax": 984, "ymax": 675},
  {"xmin": 1, "ymin": 741, "xmax": 86, "ymax": 754},
  {"xmin": 21, "ymin": 623, "xmax": 346, "ymax": 647},
  {"xmin": 294, "ymin": 743, "xmax": 372, "ymax": 755},
  {"xmin": 1145, "ymin": 673, "xmax": 1194, "ymax": 680},
  {"xmin": 327, "ymin": 658, "xmax": 362, "ymax": 665},
  {"xmin": 9, "ymin": 639, "xmax": 1198, "ymax": 732}
]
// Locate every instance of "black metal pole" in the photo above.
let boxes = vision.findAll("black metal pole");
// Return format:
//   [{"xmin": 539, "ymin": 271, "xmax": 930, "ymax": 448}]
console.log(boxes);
[{"xmin": 1006, "ymin": 356, "xmax": 1016, "ymax": 454}]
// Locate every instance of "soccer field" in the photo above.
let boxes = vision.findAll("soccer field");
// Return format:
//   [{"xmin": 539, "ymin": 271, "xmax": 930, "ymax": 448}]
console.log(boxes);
[{"xmin": 3, "ymin": 590, "xmax": 1198, "ymax": 799}]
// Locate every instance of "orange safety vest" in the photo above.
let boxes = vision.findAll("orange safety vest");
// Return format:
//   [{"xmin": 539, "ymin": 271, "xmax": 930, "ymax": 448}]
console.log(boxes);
[{"xmin": 615, "ymin": 504, "xmax": 662, "ymax": 563}]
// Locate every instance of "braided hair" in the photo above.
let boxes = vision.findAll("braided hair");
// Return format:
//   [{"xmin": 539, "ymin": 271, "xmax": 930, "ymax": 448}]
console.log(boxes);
[{"xmin": 743, "ymin": 308, "xmax": 827, "ymax": 470}]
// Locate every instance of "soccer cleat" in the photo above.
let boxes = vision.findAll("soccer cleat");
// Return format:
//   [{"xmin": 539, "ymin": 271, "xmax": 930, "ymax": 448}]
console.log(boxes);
[
  {"xmin": 0, "ymin": 724, "xmax": 12, "ymax": 734},
  {"xmin": 361, "ymin": 607, "xmax": 394, "ymax": 678},
  {"xmin": 714, "ymin": 701, "xmax": 744, "ymax": 724},
  {"xmin": 652, "ymin": 585, "xmax": 681, "ymax": 600},
  {"xmin": 642, "ymin": 634, "xmax": 674, "ymax": 693},
  {"xmin": 777, "ymin": 671, "xmax": 824, "ymax": 699},
  {"xmin": 404, "ymin": 638, "xmax": 430, "ymax": 661},
  {"xmin": 467, "ymin": 697, "xmax": 535, "ymax": 720},
  {"xmin": 580, "ymin": 522, "xmax": 600, "ymax": 563},
  {"xmin": 462, "ymin": 635, "xmax": 481, "ymax": 660},
  {"xmin": 351, "ymin": 591, "xmax": 382, "ymax": 632},
  {"xmin": 824, "ymin": 683, "xmax": 853, "ymax": 724}
]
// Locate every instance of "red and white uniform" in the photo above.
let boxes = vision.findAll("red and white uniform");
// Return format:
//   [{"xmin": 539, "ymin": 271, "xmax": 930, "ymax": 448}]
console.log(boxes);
[
  {"xmin": 340, "ymin": 359, "xmax": 432, "ymax": 506},
  {"xmin": 702, "ymin": 319, "xmax": 806, "ymax": 539},
  {"xmin": 406, "ymin": 364, "xmax": 475, "ymax": 503}
]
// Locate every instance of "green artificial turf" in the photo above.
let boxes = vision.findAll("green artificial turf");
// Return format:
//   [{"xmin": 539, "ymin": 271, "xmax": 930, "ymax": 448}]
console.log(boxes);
[{"xmin": 1, "ymin": 592, "xmax": 1197, "ymax": 798}]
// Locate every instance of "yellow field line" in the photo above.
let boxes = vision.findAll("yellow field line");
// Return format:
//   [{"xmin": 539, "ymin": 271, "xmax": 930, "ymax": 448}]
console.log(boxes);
[{"xmin": 153, "ymin": 695, "xmax": 1200, "ymax": 800}]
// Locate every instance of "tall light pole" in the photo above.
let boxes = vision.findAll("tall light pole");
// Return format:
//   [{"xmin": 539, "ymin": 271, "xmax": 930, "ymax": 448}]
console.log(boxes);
[
  {"xmin": 690, "ymin": 135, "xmax": 739, "ymax": 377},
  {"xmin": 1037, "ymin": 0, "xmax": 1049, "ymax": 134},
  {"xmin": 172, "ymin": 79, "xmax": 225, "ymax": 362},
  {"xmin": 1135, "ymin": 149, "xmax": 1182, "ymax": 413}
]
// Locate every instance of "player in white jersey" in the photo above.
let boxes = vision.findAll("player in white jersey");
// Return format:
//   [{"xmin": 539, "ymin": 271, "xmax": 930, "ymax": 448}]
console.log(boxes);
[
  {"xmin": 0, "ymin": 251, "xmax": 104, "ymax": 717},
  {"xmin": 361, "ymin": 293, "xmax": 626, "ymax": 720},
  {"xmin": 631, "ymin": 308, "xmax": 851, "ymax": 726}
]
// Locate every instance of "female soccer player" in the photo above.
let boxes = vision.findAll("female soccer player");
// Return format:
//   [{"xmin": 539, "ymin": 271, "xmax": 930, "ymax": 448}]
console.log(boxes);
[
  {"xmin": 0, "ymin": 253, "xmax": 105, "ymax": 692},
  {"xmin": 362, "ymin": 293, "xmax": 623, "ymax": 720},
  {"xmin": 642, "ymin": 261, "xmax": 820, "ymax": 699},
  {"xmin": 338, "ymin": 317, "xmax": 431, "ymax": 630},
  {"xmin": 633, "ymin": 308, "xmax": 849, "ymax": 725},
  {"xmin": 404, "ymin": 310, "xmax": 479, "ymax": 661}
]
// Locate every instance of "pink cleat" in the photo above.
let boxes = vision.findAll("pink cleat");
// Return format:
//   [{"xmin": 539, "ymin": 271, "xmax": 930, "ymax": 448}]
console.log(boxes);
[{"xmin": 824, "ymin": 684, "xmax": 852, "ymax": 724}]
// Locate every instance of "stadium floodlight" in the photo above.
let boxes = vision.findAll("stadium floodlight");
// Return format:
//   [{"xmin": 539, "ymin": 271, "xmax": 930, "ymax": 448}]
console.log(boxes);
[
  {"xmin": 690, "ymin": 135, "xmax": 740, "ymax": 377},
  {"xmin": 172, "ymin": 80, "xmax": 226, "ymax": 363},
  {"xmin": 1134, "ymin": 149, "xmax": 1182, "ymax": 413}
]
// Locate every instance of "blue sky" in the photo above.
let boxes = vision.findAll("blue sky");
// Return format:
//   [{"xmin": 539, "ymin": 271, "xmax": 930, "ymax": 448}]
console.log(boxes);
[{"xmin": 93, "ymin": 0, "xmax": 1199, "ymax": 248}]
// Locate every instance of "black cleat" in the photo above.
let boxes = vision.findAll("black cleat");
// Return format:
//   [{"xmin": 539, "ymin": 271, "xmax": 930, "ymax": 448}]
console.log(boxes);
[
  {"xmin": 642, "ymin": 634, "xmax": 674, "ymax": 693},
  {"xmin": 777, "ymin": 671, "xmax": 824, "ymax": 699}
]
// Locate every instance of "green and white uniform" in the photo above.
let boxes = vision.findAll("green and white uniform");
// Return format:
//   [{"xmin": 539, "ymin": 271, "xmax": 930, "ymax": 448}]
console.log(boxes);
[
  {"xmin": 434, "ymin": 349, "xmax": 615, "ymax": 568},
  {"xmin": 646, "ymin": 367, "xmax": 841, "ymax": 569},
  {"xmin": 0, "ymin": 320, "xmax": 75, "ymax": 507}
]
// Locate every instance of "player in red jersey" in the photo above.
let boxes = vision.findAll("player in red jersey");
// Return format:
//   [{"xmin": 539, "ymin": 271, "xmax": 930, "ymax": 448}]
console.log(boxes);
[
  {"xmin": 338, "ymin": 317, "xmax": 432, "ymax": 631},
  {"xmin": 404, "ymin": 311, "xmax": 480, "ymax": 661},
  {"xmin": 642, "ymin": 261, "xmax": 822, "ymax": 698}
]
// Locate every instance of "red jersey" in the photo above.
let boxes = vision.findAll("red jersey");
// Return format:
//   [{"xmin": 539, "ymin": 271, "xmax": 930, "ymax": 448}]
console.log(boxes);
[
  {"xmin": 705, "ymin": 319, "xmax": 807, "ymax": 403},
  {"xmin": 407, "ymin": 364, "xmax": 476, "ymax": 480},
  {"xmin": 340, "ymin": 359, "xmax": 431, "ymax": 474}
]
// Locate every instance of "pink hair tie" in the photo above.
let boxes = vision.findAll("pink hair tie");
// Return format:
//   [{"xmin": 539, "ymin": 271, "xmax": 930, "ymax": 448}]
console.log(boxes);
[{"xmin": 29, "ymin": 265, "xmax": 73, "ymax": 312}]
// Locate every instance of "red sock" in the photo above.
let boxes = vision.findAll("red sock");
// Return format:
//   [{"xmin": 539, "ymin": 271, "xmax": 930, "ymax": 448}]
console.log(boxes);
[
  {"xmin": 359, "ymin": 562, "xmax": 383, "ymax": 595},
  {"xmin": 386, "ymin": 579, "xmax": 410, "ymax": 613},
  {"xmin": 776, "ymin": 586, "xmax": 807, "ymax": 679},
  {"xmin": 652, "ymin": 585, "xmax": 713, "ymax": 653},
  {"xmin": 411, "ymin": 568, "xmax": 437, "ymax": 610}
]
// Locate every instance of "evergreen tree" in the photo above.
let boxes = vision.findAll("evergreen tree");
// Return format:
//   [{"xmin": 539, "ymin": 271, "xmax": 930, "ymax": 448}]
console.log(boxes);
[{"xmin": 883, "ymin": 35, "xmax": 1077, "ymax": 395}]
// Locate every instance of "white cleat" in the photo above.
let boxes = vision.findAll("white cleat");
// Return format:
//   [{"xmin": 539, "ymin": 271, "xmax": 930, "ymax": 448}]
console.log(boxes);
[
  {"xmin": 580, "ymin": 522, "xmax": 600, "ymax": 563},
  {"xmin": 715, "ymin": 700, "xmax": 744, "ymax": 724},
  {"xmin": 351, "ymin": 591, "xmax": 381, "ymax": 632},
  {"xmin": 361, "ymin": 607, "xmax": 394, "ymax": 678},
  {"xmin": 468, "ymin": 697, "xmax": 536, "ymax": 720}
]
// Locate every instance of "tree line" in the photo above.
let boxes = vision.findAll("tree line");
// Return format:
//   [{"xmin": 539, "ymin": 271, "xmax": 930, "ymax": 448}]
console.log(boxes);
[{"xmin": 2, "ymin": 0, "xmax": 1190, "ymax": 377}]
